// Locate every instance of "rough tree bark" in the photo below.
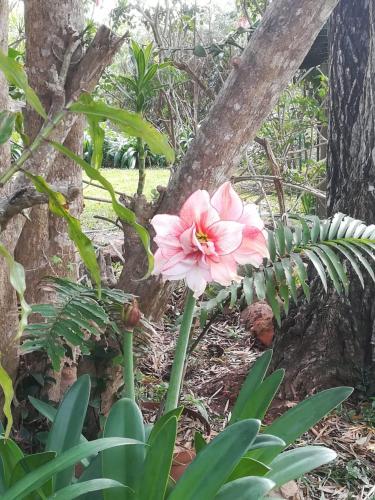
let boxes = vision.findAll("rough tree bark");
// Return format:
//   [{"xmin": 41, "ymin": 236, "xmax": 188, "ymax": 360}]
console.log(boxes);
[
  {"xmin": 272, "ymin": 0, "xmax": 375, "ymax": 397},
  {"xmin": 14, "ymin": 0, "xmax": 85, "ymax": 304},
  {"xmin": 117, "ymin": 0, "xmax": 340, "ymax": 321},
  {"xmin": 0, "ymin": 0, "xmax": 21, "ymax": 381}
]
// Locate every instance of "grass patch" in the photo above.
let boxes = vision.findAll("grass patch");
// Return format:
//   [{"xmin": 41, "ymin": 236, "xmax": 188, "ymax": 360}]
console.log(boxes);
[{"xmin": 82, "ymin": 168, "xmax": 170, "ymax": 230}]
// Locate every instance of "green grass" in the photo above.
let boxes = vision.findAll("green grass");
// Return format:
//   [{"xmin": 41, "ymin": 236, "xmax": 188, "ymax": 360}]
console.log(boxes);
[{"xmin": 82, "ymin": 168, "xmax": 170, "ymax": 230}]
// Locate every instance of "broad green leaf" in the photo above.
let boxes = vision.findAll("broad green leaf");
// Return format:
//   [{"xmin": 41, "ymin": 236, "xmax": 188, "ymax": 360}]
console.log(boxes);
[
  {"xmin": 10, "ymin": 451, "xmax": 56, "ymax": 499},
  {"xmin": 232, "ymin": 370, "xmax": 284, "ymax": 422},
  {"xmin": 0, "ymin": 111, "xmax": 16, "ymax": 144},
  {"xmin": 246, "ymin": 434, "xmax": 286, "ymax": 452},
  {"xmin": 281, "ymin": 258, "xmax": 297, "ymax": 304},
  {"xmin": 138, "ymin": 416, "xmax": 177, "ymax": 500},
  {"xmin": 0, "ymin": 363, "xmax": 15, "ymax": 439},
  {"xmin": 2, "ymin": 438, "xmax": 141, "ymax": 500},
  {"xmin": 0, "ymin": 50, "xmax": 47, "ymax": 119},
  {"xmin": 215, "ymin": 477, "xmax": 275, "ymax": 499},
  {"xmin": 226, "ymin": 457, "xmax": 270, "ymax": 482},
  {"xmin": 265, "ymin": 270, "xmax": 281, "ymax": 326},
  {"xmin": 0, "ymin": 242, "xmax": 31, "ymax": 340},
  {"xmin": 336, "ymin": 216, "xmax": 353, "ymax": 238},
  {"xmin": 242, "ymin": 276, "xmax": 254, "ymax": 305},
  {"xmin": 267, "ymin": 231, "xmax": 276, "ymax": 261},
  {"xmin": 169, "ymin": 419, "xmax": 261, "ymax": 500},
  {"xmin": 345, "ymin": 219, "xmax": 364, "ymax": 238},
  {"xmin": 266, "ymin": 446, "xmax": 336, "ymax": 486},
  {"xmin": 254, "ymin": 272, "xmax": 266, "ymax": 300},
  {"xmin": 25, "ymin": 173, "xmax": 101, "ymax": 295},
  {"xmin": 291, "ymin": 253, "xmax": 310, "ymax": 301},
  {"xmin": 147, "ymin": 407, "xmax": 183, "ymax": 446},
  {"xmin": 50, "ymin": 142, "xmax": 154, "ymax": 276},
  {"xmin": 0, "ymin": 438, "xmax": 24, "ymax": 487},
  {"xmin": 77, "ymin": 455, "xmax": 102, "ymax": 500},
  {"xmin": 304, "ymin": 249, "xmax": 328, "ymax": 292},
  {"xmin": 274, "ymin": 224, "xmax": 285, "ymax": 256},
  {"xmin": 80, "ymin": 95, "xmax": 105, "ymax": 169},
  {"xmin": 51, "ymin": 479, "xmax": 127, "ymax": 500},
  {"xmin": 230, "ymin": 351, "xmax": 272, "ymax": 424},
  {"xmin": 194, "ymin": 432, "xmax": 207, "ymax": 454},
  {"xmin": 46, "ymin": 375, "xmax": 91, "ymax": 490},
  {"xmin": 310, "ymin": 216, "xmax": 320, "ymax": 243},
  {"xmin": 70, "ymin": 99, "xmax": 174, "ymax": 162},
  {"xmin": 324, "ymin": 242, "xmax": 365, "ymax": 288},
  {"xmin": 336, "ymin": 240, "xmax": 375, "ymax": 284},
  {"xmin": 251, "ymin": 387, "xmax": 353, "ymax": 464},
  {"xmin": 103, "ymin": 398, "xmax": 146, "ymax": 500}
]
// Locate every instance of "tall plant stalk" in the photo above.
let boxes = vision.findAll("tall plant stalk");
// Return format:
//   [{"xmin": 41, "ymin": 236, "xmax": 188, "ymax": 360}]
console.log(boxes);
[
  {"xmin": 164, "ymin": 290, "xmax": 196, "ymax": 413},
  {"xmin": 123, "ymin": 330, "xmax": 135, "ymax": 400},
  {"xmin": 136, "ymin": 137, "xmax": 146, "ymax": 196}
]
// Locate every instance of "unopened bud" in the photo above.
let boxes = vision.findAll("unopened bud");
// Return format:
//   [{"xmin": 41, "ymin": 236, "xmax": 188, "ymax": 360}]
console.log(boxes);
[{"xmin": 121, "ymin": 299, "xmax": 141, "ymax": 329}]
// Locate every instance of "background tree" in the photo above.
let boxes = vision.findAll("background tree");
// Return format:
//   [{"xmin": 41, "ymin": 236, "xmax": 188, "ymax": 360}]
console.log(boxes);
[
  {"xmin": 116, "ymin": 0, "xmax": 339, "ymax": 320},
  {"xmin": 273, "ymin": 0, "xmax": 375, "ymax": 396}
]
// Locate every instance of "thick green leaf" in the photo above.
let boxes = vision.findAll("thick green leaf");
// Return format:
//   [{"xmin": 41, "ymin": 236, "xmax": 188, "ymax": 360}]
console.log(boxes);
[
  {"xmin": 215, "ymin": 477, "xmax": 275, "ymax": 499},
  {"xmin": 138, "ymin": 416, "xmax": 177, "ymax": 500},
  {"xmin": 0, "ymin": 50, "xmax": 47, "ymax": 119},
  {"xmin": 169, "ymin": 419, "xmax": 261, "ymax": 500},
  {"xmin": 0, "ymin": 111, "xmax": 16, "ymax": 144},
  {"xmin": 328, "ymin": 213, "xmax": 346, "ymax": 239},
  {"xmin": 10, "ymin": 451, "xmax": 56, "ymax": 499},
  {"xmin": 267, "ymin": 231, "xmax": 277, "ymax": 261},
  {"xmin": 317, "ymin": 244, "xmax": 349, "ymax": 293},
  {"xmin": 147, "ymin": 407, "xmax": 183, "ymax": 446},
  {"xmin": 242, "ymin": 276, "xmax": 254, "ymax": 305},
  {"xmin": 50, "ymin": 142, "xmax": 154, "ymax": 276},
  {"xmin": 77, "ymin": 455, "xmax": 102, "ymax": 500},
  {"xmin": 230, "ymin": 351, "xmax": 272, "ymax": 424},
  {"xmin": 25, "ymin": 174, "xmax": 101, "ymax": 294},
  {"xmin": 311, "ymin": 245, "xmax": 343, "ymax": 294},
  {"xmin": 251, "ymin": 387, "xmax": 353, "ymax": 464},
  {"xmin": 324, "ymin": 242, "xmax": 365, "ymax": 288},
  {"xmin": 194, "ymin": 432, "xmax": 207, "ymax": 454},
  {"xmin": 0, "ymin": 242, "xmax": 31, "ymax": 341},
  {"xmin": 265, "ymin": 270, "xmax": 281, "ymax": 326},
  {"xmin": 70, "ymin": 99, "xmax": 174, "ymax": 162},
  {"xmin": 254, "ymin": 272, "xmax": 266, "ymax": 300},
  {"xmin": 281, "ymin": 258, "xmax": 297, "ymax": 304},
  {"xmin": 51, "ymin": 479, "xmax": 127, "ymax": 500},
  {"xmin": 274, "ymin": 224, "xmax": 286, "ymax": 256},
  {"xmin": 336, "ymin": 240, "xmax": 375, "ymax": 283},
  {"xmin": 0, "ymin": 438, "xmax": 24, "ymax": 487},
  {"xmin": 232, "ymin": 370, "xmax": 284, "ymax": 422},
  {"xmin": 246, "ymin": 434, "xmax": 286, "ymax": 452},
  {"xmin": 291, "ymin": 253, "xmax": 310, "ymax": 301},
  {"xmin": 102, "ymin": 398, "xmax": 146, "ymax": 500},
  {"xmin": 226, "ymin": 457, "xmax": 270, "ymax": 482},
  {"xmin": 0, "ymin": 363, "xmax": 15, "ymax": 439},
  {"xmin": 81, "ymin": 95, "xmax": 105, "ymax": 169},
  {"xmin": 46, "ymin": 375, "xmax": 91, "ymax": 490},
  {"xmin": 2, "ymin": 438, "xmax": 141, "ymax": 500},
  {"xmin": 266, "ymin": 446, "xmax": 336, "ymax": 486}
]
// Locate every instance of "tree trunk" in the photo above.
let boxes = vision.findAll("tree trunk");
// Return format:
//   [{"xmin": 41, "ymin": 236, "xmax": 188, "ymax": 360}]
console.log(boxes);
[
  {"xmin": 117, "ymin": 0, "xmax": 340, "ymax": 321},
  {"xmin": 0, "ymin": 0, "xmax": 21, "ymax": 381},
  {"xmin": 272, "ymin": 0, "xmax": 375, "ymax": 397},
  {"xmin": 14, "ymin": 0, "xmax": 84, "ymax": 304}
]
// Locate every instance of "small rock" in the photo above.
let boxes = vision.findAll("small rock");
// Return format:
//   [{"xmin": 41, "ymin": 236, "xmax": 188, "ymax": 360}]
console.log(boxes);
[{"xmin": 241, "ymin": 300, "xmax": 275, "ymax": 346}]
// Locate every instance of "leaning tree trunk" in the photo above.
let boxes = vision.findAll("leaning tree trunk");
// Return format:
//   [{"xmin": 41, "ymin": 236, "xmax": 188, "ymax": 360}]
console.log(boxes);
[
  {"xmin": 117, "ymin": 0, "xmax": 340, "ymax": 321},
  {"xmin": 272, "ymin": 0, "xmax": 375, "ymax": 397}
]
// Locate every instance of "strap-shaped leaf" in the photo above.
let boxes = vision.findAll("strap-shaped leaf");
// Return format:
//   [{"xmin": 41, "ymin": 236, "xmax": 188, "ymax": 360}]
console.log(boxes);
[
  {"xmin": 338, "ymin": 240, "xmax": 375, "ymax": 283},
  {"xmin": 26, "ymin": 173, "xmax": 101, "ymax": 294},
  {"xmin": 215, "ymin": 477, "xmax": 275, "ymax": 499},
  {"xmin": 303, "ymin": 249, "xmax": 327, "ymax": 292},
  {"xmin": 291, "ymin": 253, "xmax": 310, "ymax": 301},
  {"xmin": 0, "ymin": 366, "xmax": 14, "ymax": 439},
  {"xmin": 0, "ymin": 50, "xmax": 47, "ymax": 119},
  {"xmin": 265, "ymin": 269, "xmax": 281, "ymax": 326},
  {"xmin": 80, "ymin": 94, "xmax": 105, "ymax": 169},
  {"xmin": 70, "ymin": 99, "xmax": 174, "ymax": 162},
  {"xmin": 281, "ymin": 258, "xmax": 297, "ymax": 304},
  {"xmin": 51, "ymin": 142, "xmax": 154, "ymax": 276},
  {"xmin": 311, "ymin": 245, "xmax": 344, "ymax": 294},
  {"xmin": 328, "ymin": 212, "xmax": 346, "ymax": 239},
  {"xmin": 318, "ymin": 244, "xmax": 349, "ymax": 294},
  {"xmin": 0, "ymin": 111, "xmax": 16, "ymax": 145},
  {"xmin": 324, "ymin": 241, "xmax": 365, "ymax": 288},
  {"xmin": 254, "ymin": 271, "xmax": 266, "ymax": 300}
]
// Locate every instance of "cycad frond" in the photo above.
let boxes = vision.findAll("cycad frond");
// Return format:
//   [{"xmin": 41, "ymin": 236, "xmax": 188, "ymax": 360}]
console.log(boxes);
[
  {"xmin": 21, "ymin": 277, "xmax": 132, "ymax": 370},
  {"xmin": 200, "ymin": 214, "xmax": 375, "ymax": 326}
]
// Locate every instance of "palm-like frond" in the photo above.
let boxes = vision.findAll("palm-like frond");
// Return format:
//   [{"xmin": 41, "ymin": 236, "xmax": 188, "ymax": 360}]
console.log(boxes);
[
  {"xmin": 200, "ymin": 213, "xmax": 375, "ymax": 326},
  {"xmin": 21, "ymin": 278, "xmax": 132, "ymax": 370}
]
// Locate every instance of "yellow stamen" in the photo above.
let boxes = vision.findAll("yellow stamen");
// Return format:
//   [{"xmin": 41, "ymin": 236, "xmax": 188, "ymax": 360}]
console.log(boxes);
[{"xmin": 196, "ymin": 231, "xmax": 209, "ymax": 243}]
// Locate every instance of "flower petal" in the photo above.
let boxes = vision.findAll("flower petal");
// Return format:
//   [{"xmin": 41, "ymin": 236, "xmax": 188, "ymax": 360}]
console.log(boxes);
[
  {"xmin": 207, "ymin": 220, "xmax": 244, "ymax": 255},
  {"xmin": 180, "ymin": 189, "xmax": 219, "ymax": 229},
  {"xmin": 211, "ymin": 182, "xmax": 244, "ymax": 221},
  {"xmin": 233, "ymin": 227, "xmax": 269, "ymax": 266},
  {"xmin": 210, "ymin": 254, "xmax": 240, "ymax": 286},
  {"xmin": 151, "ymin": 214, "xmax": 187, "ymax": 237},
  {"xmin": 185, "ymin": 265, "xmax": 211, "ymax": 298},
  {"xmin": 239, "ymin": 203, "xmax": 264, "ymax": 230}
]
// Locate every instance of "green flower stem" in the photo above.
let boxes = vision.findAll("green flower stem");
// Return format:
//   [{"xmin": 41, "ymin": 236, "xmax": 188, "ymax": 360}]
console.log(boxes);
[
  {"xmin": 164, "ymin": 289, "xmax": 196, "ymax": 413},
  {"xmin": 123, "ymin": 330, "xmax": 135, "ymax": 400}
]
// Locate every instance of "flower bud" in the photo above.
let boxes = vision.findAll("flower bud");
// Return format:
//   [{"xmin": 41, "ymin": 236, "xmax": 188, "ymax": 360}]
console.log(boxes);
[{"xmin": 121, "ymin": 299, "xmax": 141, "ymax": 329}]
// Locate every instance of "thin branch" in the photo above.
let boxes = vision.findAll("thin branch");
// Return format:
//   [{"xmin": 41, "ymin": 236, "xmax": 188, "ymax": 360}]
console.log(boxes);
[{"xmin": 232, "ymin": 175, "xmax": 326, "ymax": 199}]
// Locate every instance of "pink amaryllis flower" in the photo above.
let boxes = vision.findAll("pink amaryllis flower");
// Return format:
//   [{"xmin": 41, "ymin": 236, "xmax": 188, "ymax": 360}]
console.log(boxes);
[{"xmin": 151, "ymin": 182, "xmax": 268, "ymax": 298}]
